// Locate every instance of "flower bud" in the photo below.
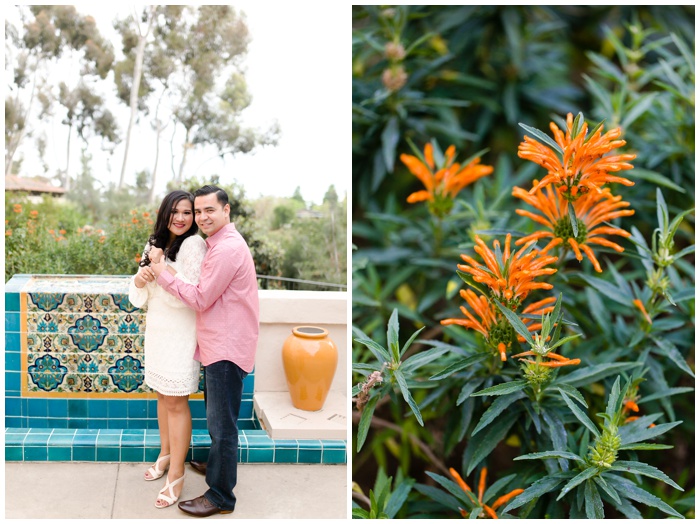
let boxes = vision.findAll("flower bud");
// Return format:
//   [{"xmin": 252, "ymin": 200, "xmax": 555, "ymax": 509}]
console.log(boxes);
[
  {"xmin": 382, "ymin": 66, "xmax": 408, "ymax": 91},
  {"xmin": 384, "ymin": 42, "xmax": 406, "ymax": 61}
]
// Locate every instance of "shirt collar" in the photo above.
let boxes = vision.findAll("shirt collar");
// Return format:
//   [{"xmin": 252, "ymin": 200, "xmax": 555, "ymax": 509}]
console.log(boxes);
[{"xmin": 205, "ymin": 222, "xmax": 236, "ymax": 248}]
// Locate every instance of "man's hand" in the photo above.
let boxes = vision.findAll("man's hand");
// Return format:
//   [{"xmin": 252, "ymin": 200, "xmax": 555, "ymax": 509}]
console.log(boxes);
[{"xmin": 151, "ymin": 257, "xmax": 166, "ymax": 278}]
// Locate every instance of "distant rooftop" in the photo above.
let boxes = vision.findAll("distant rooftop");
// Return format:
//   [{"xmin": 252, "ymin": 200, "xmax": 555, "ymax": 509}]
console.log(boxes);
[{"xmin": 5, "ymin": 174, "xmax": 66, "ymax": 195}]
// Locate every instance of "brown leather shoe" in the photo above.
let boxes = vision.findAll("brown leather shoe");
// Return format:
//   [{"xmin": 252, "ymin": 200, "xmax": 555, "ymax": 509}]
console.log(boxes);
[
  {"xmin": 178, "ymin": 495, "xmax": 233, "ymax": 517},
  {"xmin": 190, "ymin": 460, "xmax": 207, "ymax": 475}
]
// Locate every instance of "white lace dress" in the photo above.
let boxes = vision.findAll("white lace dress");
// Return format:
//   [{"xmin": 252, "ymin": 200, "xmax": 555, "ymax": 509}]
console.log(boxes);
[{"xmin": 128, "ymin": 234, "xmax": 208, "ymax": 396}]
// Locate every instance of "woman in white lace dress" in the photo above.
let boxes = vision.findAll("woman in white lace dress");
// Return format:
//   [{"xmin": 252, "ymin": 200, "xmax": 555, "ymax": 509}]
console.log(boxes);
[{"xmin": 129, "ymin": 190, "xmax": 207, "ymax": 509}]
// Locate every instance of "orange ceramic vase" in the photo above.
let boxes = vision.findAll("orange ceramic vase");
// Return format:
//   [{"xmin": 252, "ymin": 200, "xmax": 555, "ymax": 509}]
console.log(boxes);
[{"xmin": 282, "ymin": 326, "xmax": 338, "ymax": 411}]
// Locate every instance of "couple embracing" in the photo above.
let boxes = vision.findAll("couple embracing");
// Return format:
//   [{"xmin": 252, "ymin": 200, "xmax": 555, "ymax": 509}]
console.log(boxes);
[{"xmin": 128, "ymin": 185, "xmax": 258, "ymax": 517}]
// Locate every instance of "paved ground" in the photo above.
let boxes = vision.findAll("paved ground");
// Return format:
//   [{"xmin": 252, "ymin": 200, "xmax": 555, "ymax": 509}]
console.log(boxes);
[{"xmin": 5, "ymin": 462, "xmax": 347, "ymax": 519}]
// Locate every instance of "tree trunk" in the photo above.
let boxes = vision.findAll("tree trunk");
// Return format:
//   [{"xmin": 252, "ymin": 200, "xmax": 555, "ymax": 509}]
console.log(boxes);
[
  {"xmin": 176, "ymin": 127, "xmax": 192, "ymax": 184},
  {"xmin": 148, "ymin": 86, "xmax": 169, "ymax": 204},
  {"xmin": 63, "ymin": 124, "xmax": 73, "ymax": 190},
  {"xmin": 118, "ymin": 6, "xmax": 156, "ymax": 189}
]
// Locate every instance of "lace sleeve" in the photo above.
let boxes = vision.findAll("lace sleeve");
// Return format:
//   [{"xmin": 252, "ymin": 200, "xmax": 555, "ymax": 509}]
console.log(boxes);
[
  {"xmin": 175, "ymin": 235, "xmax": 208, "ymax": 285},
  {"xmin": 128, "ymin": 242, "xmax": 152, "ymax": 308}
]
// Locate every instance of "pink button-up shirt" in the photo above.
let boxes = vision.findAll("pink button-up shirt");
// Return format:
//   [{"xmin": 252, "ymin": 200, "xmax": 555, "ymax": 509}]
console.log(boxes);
[{"xmin": 157, "ymin": 223, "xmax": 259, "ymax": 372}]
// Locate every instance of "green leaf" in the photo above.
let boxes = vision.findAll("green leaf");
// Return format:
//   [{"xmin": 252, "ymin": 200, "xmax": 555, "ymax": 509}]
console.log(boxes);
[
  {"xmin": 603, "ymin": 474, "xmax": 684, "ymax": 518},
  {"xmin": 384, "ymin": 479, "xmax": 415, "ymax": 518},
  {"xmin": 637, "ymin": 387, "xmax": 694, "ymax": 404},
  {"xmin": 483, "ymin": 473, "xmax": 517, "ymax": 506},
  {"xmin": 502, "ymin": 472, "xmax": 572, "ymax": 512},
  {"xmin": 466, "ymin": 414, "xmax": 518, "ymax": 474},
  {"xmin": 401, "ymin": 345, "xmax": 449, "ymax": 373},
  {"xmin": 656, "ymin": 188, "xmax": 669, "ymax": 235},
  {"xmin": 399, "ymin": 326, "xmax": 426, "ymax": 359},
  {"xmin": 514, "ymin": 450, "xmax": 586, "ymax": 464},
  {"xmin": 424, "ymin": 471, "xmax": 476, "ymax": 508},
  {"xmin": 518, "ymin": 122, "xmax": 564, "ymax": 155},
  {"xmin": 585, "ymin": 479, "xmax": 605, "ymax": 518},
  {"xmin": 584, "ymin": 119, "xmax": 606, "ymax": 143},
  {"xmin": 568, "ymin": 201, "xmax": 579, "ymax": 239},
  {"xmin": 494, "ymin": 300, "xmax": 533, "ymax": 345},
  {"xmin": 672, "ymin": 244, "xmax": 695, "ymax": 263},
  {"xmin": 429, "ymin": 353, "xmax": 490, "ymax": 380},
  {"xmin": 618, "ymin": 419, "xmax": 681, "ymax": 446},
  {"xmin": 625, "ymin": 168, "xmax": 686, "ymax": 193},
  {"xmin": 618, "ymin": 443, "xmax": 673, "ymax": 451},
  {"xmin": 546, "ymin": 333, "xmax": 582, "ymax": 353},
  {"xmin": 605, "ymin": 376, "xmax": 624, "ymax": 426},
  {"xmin": 559, "ymin": 390, "xmax": 600, "ymax": 438},
  {"xmin": 650, "ymin": 336, "xmax": 695, "ymax": 378},
  {"xmin": 471, "ymin": 380, "xmax": 528, "ymax": 397},
  {"xmin": 610, "ymin": 460, "xmax": 683, "ymax": 491},
  {"xmin": 381, "ymin": 116, "xmax": 400, "ymax": 172},
  {"xmin": 557, "ymin": 467, "xmax": 600, "ymax": 501},
  {"xmin": 357, "ymin": 394, "xmax": 379, "ymax": 452},
  {"xmin": 559, "ymin": 362, "xmax": 642, "ymax": 389},
  {"xmin": 555, "ymin": 384, "xmax": 588, "ymax": 407},
  {"xmin": 387, "ymin": 309, "xmax": 400, "ymax": 363},
  {"xmin": 472, "ymin": 391, "xmax": 526, "ymax": 435},
  {"xmin": 593, "ymin": 475, "xmax": 621, "ymax": 505},
  {"xmin": 393, "ymin": 369, "xmax": 424, "ymax": 426},
  {"xmin": 579, "ymin": 273, "xmax": 632, "ymax": 306},
  {"xmin": 354, "ymin": 330, "xmax": 391, "ymax": 363}
]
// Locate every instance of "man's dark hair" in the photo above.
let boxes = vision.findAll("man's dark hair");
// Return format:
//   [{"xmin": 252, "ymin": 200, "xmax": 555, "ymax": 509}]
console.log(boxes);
[{"xmin": 194, "ymin": 185, "xmax": 229, "ymax": 208}]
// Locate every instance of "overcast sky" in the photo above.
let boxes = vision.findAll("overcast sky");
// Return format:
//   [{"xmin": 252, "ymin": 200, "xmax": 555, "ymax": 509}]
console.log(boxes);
[{"xmin": 7, "ymin": 3, "xmax": 348, "ymax": 205}]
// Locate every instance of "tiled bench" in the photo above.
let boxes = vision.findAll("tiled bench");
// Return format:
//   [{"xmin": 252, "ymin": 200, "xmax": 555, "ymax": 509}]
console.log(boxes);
[{"xmin": 5, "ymin": 274, "xmax": 346, "ymax": 465}]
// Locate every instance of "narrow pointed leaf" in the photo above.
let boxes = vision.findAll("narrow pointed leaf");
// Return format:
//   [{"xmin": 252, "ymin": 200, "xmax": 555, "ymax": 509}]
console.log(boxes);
[
  {"xmin": 472, "ymin": 391, "xmax": 526, "ymax": 435},
  {"xmin": 502, "ymin": 472, "xmax": 572, "ymax": 512},
  {"xmin": 555, "ymin": 384, "xmax": 588, "ymax": 407},
  {"xmin": 559, "ymin": 390, "xmax": 600, "ymax": 438},
  {"xmin": 514, "ymin": 450, "xmax": 586, "ymax": 464},
  {"xmin": 557, "ymin": 467, "xmax": 600, "ymax": 501},
  {"xmin": 585, "ymin": 479, "xmax": 605, "ymax": 518},
  {"xmin": 399, "ymin": 326, "xmax": 426, "ymax": 358},
  {"xmin": 518, "ymin": 122, "xmax": 564, "ymax": 155},
  {"xmin": 387, "ymin": 309, "xmax": 400, "ymax": 362},
  {"xmin": 471, "ymin": 380, "xmax": 528, "ymax": 397},
  {"xmin": 357, "ymin": 394, "xmax": 379, "ymax": 451},
  {"xmin": 610, "ymin": 460, "xmax": 683, "ymax": 491},
  {"xmin": 568, "ymin": 201, "xmax": 579, "ymax": 239},
  {"xmin": 393, "ymin": 369, "xmax": 423, "ymax": 426},
  {"xmin": 429, "ymin": 353, "xmax": 490, "ymax": 380},
  {"xmin": 603, "ymin": 474, "xmax": 684, "ymax": 518},
  {"xmin": 494, "ymin": 300, "xmax": 533, "ymax": 344}
]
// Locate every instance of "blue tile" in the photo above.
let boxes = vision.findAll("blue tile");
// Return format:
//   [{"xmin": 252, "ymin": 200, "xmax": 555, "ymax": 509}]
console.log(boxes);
[
  {"xmin": 274, "ymin": 448, "xmax": 298, "ymax": 463},
  {"xmin": 48, "ymin": 399, "xmax": 68, "ymax": 418},
  {"xmin": 273, "ymin": 439, "xmax": 299, "ymax": 448},
  {"xmin": 191, "ymin": 448, "xmax": 209, "ymax": 462},
  {"xmin": 5, "ymin": 432, "xmax": 27, "ymax": 445},
  {"xmin": 189, "ymin": 400, "xmax": 206, "ymax": 419},
  {"xmin": 108, "ymin": 401, "xmax": 128, "ymax": 418},
  {"xmin": 24, "ymin": 446, "xmax": 48, "ymax": 461},
  {"xmin": 144, "ymin": 448, "xmax": 160, "ymax": 462},
  {"xmin": 89, "ymin": 419, "xmax": 108, "ymax": 429},
  {"xmin": 96, "ymin": 433, "xmax": 121, "ymax": 446},
  {"xmin": 5, "ymin": 417, "xmax": 24, "ymax": 428},
  {"xmin": 67, "ymin": 418, "xmax": 88, "ymax": 429},
  {"xmin": 128, "ymin": 419, "xmax": 149, "ymax": 429},
  {"xmin": 121, "ymin": 447, "xmax": 144, "ymax": 462},
  {"xmin": 5, "ymin": 371, "xmax": 21, "ymax": 393},
  {"xmin": 24, "ymin": 433, "xmax": 51, "ymax": 445},
  {"xmin": 68, "ymin": 399, "xmax": 88, "ymax": 418},
  {"xmin": 73, "ymin": 446, "xmax": 96, "ymax": 461},
  {"xmin": 5, "ymin": 397, "xmax": 21, "ymax": 417},
  {"xmin": 73, "ymin": 433, "xmax": 98, "ymax": 446},
  {"xmin": 242, "ymin": 374, "xmax": 255, "ymax": 394},
  {"xmin": 48, "ymin": 447, "xmax": 73, "ymax": 461},
  {"xmin": 27, "ymin": 418, "xmax": 49, "ymax": 429},
  {"xmin": 298, "ymin": 448, "xmax": 322, "ymax": 464},
  {"xmin": 97, "ymin": 447, "xmax": 119, "ymax": 462},
  {"xmin": 5, "ymin": 350, "xmax": 20, "ymax": 370},
  {"xmin": 321, "ymin": 439, "xmax": 347, "ymax": 450},
  {"xmin": 5, "ymin": 312, "xmax": 20, "ymax": 332},
  {"xmin": 239, "ymin": 400, "xmax": 253, "ymax": 418},
  {"xmin": 48, "ymin": 432, "xmax": 75, "ymax": 445},
  {"xmin": 128, "ymin": 400, "xmax": 148, "ymax": 418},
  {"xmin": 192, "ymin": 420, "xmax": 208, "ymax": 431},
  {"xmin": 5, "ymin": 447, "xmax": 23, "ymax": 461},
  {"xmin": 87, "ymin": 399, "xmax": 109, "ymax": 418},
  {"xmin": 28, "ymin": 399, "xmax": 48, "ymax": 418},
  {"xmin": 5, "ymin": 292, "xmax": 21, "ymax": 311},
  {"xmin": 322, "ymin": 449, "xmax": 346, "ymax": 464},
  {"xmin": 247, "ymin": 447, "xmax": 274, "ymax": 463}
]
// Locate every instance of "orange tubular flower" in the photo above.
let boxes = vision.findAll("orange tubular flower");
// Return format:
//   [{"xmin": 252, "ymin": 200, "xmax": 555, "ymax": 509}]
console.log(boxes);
[
  {"xmin": 518, "ymin": 112, "xmax": 636, "ymax": 201},
  {"xmin": 633, "ymin": 298, "xmax": 652, "ymax": 324},
  {"xmin": 512, "ymin": 350, "xmax": 581, "ymax": 368},
  {"xmin": 400, "ymin": 142, "xmax": 493, "ymax": 216},
  {"xmin": 457, "ymin": 234, "xmax": 557, "ymax": 308},
  {"xmin": 450, "ymin": 467, "xmax": 523, "ymax": 519},
  {"xmin": 513, "ymin": 182, "xmax": 634, "ymax": 273}
]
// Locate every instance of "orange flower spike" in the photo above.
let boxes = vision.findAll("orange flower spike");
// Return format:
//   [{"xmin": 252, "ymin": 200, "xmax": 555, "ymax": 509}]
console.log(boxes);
[
  {"xmin": 449, "ymin": 467, "xmax": 472, "ymax": 493},
  {"xmin": 497, "ymin": 342, "xmax": 507, "ymax": 362},
  {"xmin": 537, "ymin": 358, "xmax": 581, "ymax": 368},
  {"xmin": 478, "ymin": 468, "xmax": 488, "ymax": 503},
  {"xmin": 483, "ymin": 505, "xmax": 499, "ymax": 519},
  {"xmin": 424, "ymin": 143, "xmax": 435, "ymax": 170},
  {"xmin": 624, "ymin": 400, "xmax": 640, "ymax": 413},
  {"xmin": 633, "ymin": 299, "xmax": 652, "ymax": 324},
  {"xmin": 490, "ymin": 489, "xmax": 525, "ymax": 511}
]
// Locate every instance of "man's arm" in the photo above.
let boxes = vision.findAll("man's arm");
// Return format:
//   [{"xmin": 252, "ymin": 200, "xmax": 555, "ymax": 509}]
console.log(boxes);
[{"xmin": 152, "ymin": 245, "xmax": 237, "ymax": 311}]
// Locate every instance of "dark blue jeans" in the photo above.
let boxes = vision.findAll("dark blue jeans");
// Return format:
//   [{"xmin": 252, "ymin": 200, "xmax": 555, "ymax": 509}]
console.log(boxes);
[{"xmin": 203, "ymin": 360, "xmax": 247, "ymax": 511}]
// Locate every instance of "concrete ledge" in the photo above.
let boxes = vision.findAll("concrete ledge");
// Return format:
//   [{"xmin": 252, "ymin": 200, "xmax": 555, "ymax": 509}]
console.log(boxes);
[{"xmin": 254, "ymin": 391, "xmax": 347, "ymax": 440}]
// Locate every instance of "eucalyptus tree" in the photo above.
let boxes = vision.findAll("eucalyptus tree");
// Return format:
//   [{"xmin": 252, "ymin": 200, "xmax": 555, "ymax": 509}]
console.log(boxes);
[{"xmin": 5, "ymin": 5, "xmax": 114, "ymax": 180}]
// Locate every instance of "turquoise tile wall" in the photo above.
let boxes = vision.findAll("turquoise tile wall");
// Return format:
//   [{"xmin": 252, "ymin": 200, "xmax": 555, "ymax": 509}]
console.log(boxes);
[{"xmin": 5, "ymin": 275, "xmax": 347, "ymax": 465}]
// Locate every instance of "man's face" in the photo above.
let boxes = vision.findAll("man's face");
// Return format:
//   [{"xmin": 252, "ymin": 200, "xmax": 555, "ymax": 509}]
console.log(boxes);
[{"xmin": 194, "ymin": 193, "xmax": 230, "ymax": 237}]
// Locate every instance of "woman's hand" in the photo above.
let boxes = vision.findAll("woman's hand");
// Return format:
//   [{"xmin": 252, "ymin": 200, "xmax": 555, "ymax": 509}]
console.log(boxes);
[
  {"xmin": 134, "ymin": 266, "xmax": 157, "ymax": 288},
  {"xmin": 149, "ymin": 246, "xmax": 164, "ymax": 264}
]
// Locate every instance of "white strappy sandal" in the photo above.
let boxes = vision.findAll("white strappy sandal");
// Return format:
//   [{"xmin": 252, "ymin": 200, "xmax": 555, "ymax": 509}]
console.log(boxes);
[
  {"xmin": 144, "ymin": 454, "xmax": 171, "ymax": 481},
  {"xmin": 155, "ymin": 473, "xmax": 185, "ymax": 508}
]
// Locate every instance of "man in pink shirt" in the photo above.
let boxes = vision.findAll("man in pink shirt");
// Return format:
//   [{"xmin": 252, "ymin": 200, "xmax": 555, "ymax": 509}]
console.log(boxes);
[{"xmin": 148, "ymin": 185, "xmax": 259, "ymax": 517}]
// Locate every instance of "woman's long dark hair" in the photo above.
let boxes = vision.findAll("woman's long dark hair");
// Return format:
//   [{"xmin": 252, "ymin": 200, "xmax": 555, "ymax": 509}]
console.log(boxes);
[{"xmin": 139, "ymin": 190, "xmax": 198, "ymax": 267}]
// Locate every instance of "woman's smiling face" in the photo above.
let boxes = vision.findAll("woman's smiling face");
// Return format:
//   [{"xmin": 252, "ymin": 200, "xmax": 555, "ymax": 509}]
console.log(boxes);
[{"xmin": 168, "ymin": 198, "xmax": 194, "ymax": 238}]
